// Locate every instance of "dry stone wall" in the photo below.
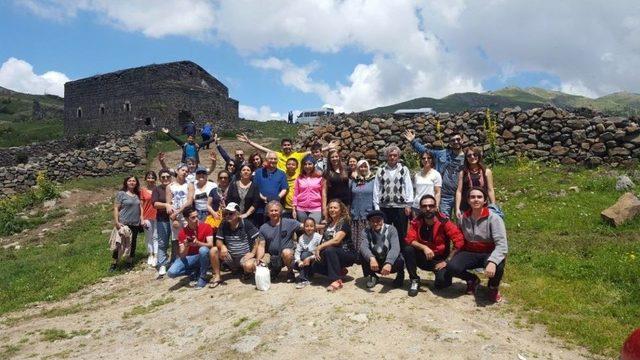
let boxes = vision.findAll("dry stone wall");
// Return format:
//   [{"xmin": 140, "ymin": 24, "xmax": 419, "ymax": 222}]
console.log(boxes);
[
  {"xmin": 0, "ymin": 132, "xmax": 154, "ymax": 198},
  {"xmin": 297, "ymin": 106, "xmax": 640, "ymax": 168}
]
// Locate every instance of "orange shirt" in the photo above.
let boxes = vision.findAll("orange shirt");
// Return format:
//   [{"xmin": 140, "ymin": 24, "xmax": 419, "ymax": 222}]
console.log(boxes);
[{"xmin": 140, "ymin": 187, "xmax": 157, "ymax": 220}]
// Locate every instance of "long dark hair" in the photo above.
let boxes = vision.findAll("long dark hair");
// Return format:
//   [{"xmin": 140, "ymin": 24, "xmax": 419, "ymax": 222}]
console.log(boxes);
[
  {"xmin": 250, "ymin": 152, "xmax": 263, "ymax": 171},
  {"xmin": 462, "ymin": 146, "xmax": 487, "ymax": 186},
  {"xmin": 324, "ymin": 149, "xmax": 348, "ymax": 181},
  {"xmin": 121, "ymin": 175, "xmax": 141, "ymax": 197}
]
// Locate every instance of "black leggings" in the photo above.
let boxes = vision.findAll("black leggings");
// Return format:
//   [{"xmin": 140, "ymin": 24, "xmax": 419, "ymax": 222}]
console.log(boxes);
[
  {"xmin": 311, "ymin": 247, "xmax": 357, "ymax": 282},
  {"xmin": 381, "ymin": 207, "xmax": 409, "ymax": 245},
  {"xmin": 112, "ymin": 225, "xmax": 143, "ymax": 260},
  {"xmin": 359, "ymin": 254, "xmax": 405, "ymax": 277},
  {"xmin": 403, "ymin": 246, "xmax": 451, "ymax": 288},
  {"xmin": 445, "ymin": 251, "xmax": 506, "ymax": 288}
]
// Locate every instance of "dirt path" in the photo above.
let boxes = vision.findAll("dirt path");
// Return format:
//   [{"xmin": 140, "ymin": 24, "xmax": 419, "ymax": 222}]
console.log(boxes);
[{"xmin": 0, "ymin": 141, "xmax": 604, "ymax": 359}]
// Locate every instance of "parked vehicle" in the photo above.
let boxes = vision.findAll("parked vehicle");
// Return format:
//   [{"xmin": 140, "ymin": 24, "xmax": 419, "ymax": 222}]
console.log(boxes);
[
  {"xmin": 393, "ymin": 107, "xmax": 436, "ymax": 117},
  {"xmin": 297, "ymin": 108, "xmax": 334, "ymax": 124}
]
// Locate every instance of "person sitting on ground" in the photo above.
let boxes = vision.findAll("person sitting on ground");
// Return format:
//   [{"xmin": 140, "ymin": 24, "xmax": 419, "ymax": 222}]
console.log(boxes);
[
  {"xmin": 167, "ymin": 207, "xmax": 220, "ymax": 289},
  {"xmin": 253, "ymin": 151, "xmax": 288, "ymax": 226},
  {"xmin": 292, "ymin": 218, "xmax": 322, "ymax": 288},
  {"xmin": 359, "ymin": 210, "xmax": 405, "ymax": 289},
  {"xmin": 110, "ymin": 175, "xmax": 145, "ymax": 272},
  {"xmin": 445, "ymin": 187, "xmax": 508, "ymax": 303},
  {"xmin": 260, "ymin": 201, "xmax": 304, "ymax": 282},
  {"xmin": 162, "ymin": 127, "xmax": 215, "ymax": 164},
  {"xmin": 403, "ymin": 129, "xmax": 465, "ymax": 218},
  {"xmin": 237, "ymin": 134, "xmax": 338, "ymax": 175},
  {"xmin": 312, "ymin": 199, "xmax": 357, "ymax": 292},
  {"xmin": 404, "ymin": 194, "xmax": 464, "ymax": 297},
  {"xmin": 455, "ymin": 147, "xmax": 496, "ymax": 220},
  {"xmin": 216, "ymin": 202, "xmax": 266, "ymax": 277}
]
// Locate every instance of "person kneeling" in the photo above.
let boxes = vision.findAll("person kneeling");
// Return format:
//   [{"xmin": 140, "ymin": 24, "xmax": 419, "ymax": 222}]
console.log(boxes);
[
  {"xmin": 359, "ymin": 210, "xmax": 405, "ymax": 289},
  {"xmin": 167, "ymin": 207, "xmax": 219, "ymax": 289},
  {"xmin": 445, "ymin": 187, "xmax": 508, "ymax": 303},
  {"xmin": 403, "ymin": 194, "xmax": 464, "ymax": 297},
  {"xmin": 216, "ymin": 202, "xmax": 267, "ymax": 279}
]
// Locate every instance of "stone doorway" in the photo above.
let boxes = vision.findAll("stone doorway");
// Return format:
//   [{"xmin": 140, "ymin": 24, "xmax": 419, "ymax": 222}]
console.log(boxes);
[{"xmin": 177, "ymin": 110, "xmax": 194, "ymax": 133}]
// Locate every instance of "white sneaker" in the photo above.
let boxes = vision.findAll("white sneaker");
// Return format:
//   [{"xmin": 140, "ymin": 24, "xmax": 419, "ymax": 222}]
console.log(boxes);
[
  {"xmin": 158, "ymin": 265, "xmax": 167, "ymax": 276},
  {"xmin": 147, "ymin": 255, "xmax": 153, "ymax": 266},
  {"xmin": 150, "ymin": 255, "xmax": 157, "ymax": 267}
]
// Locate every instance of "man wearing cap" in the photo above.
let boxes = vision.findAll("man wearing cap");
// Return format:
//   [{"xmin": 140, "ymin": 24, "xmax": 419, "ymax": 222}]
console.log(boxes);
[
  {"xmin": 216, "ymin": 202, "xmax": 267, "ymax": 277},
  {"xmin": 260, "ymin": 201, "xmax": 304, "ymax": 282},
  {"xmin": 252, "ymin": 151, "xmax": 288, "ymax": 226},
  {"xmin": 403, "ymin": 194, "xmax": 465, "ymax": 297},
  {"xmin": 167, "ymin": 207, "xmax": 220, "ymax": 288},
  {"xmin": 359, "ymin": 210, "xmax": 405, "ymax": 289}
]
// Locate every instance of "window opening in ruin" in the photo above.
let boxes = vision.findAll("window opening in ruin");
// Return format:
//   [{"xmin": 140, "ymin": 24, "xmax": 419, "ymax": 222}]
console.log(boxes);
[
  {"xmin": 100, "ymin": 105, "xmax": 105, "ymax": 115},
  {"xmin": 145, "ymin": 117, "xmax": 151, "ymax": 126},
  {"xmin": 124, "ymin": 102, "xmax": 131, "ymax": 112},
  {"xmin": 77, "ymin": 107, "xmax": 82, "ymax": 118}
]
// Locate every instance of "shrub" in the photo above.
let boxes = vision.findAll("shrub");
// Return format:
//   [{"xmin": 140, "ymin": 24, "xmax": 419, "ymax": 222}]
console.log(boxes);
[{"xmin": 483, "ymin": 109, "xmax": 500, "ymax": 166}]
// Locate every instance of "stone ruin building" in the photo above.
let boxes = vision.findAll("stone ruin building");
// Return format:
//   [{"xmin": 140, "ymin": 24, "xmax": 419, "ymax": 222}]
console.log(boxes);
[{"xmin": 63, "ymin": 61, "xmax": 239, "ymax": 136}]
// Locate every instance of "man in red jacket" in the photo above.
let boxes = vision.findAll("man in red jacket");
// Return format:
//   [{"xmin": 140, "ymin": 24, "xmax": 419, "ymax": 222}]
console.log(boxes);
[{"xmin": 403, "ymin": 194, "xmax": 464, "ymax": 297}]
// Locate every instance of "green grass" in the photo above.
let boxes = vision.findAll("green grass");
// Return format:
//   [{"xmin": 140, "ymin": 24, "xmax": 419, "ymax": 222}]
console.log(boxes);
[
  {"xmin": 122, "ymin": 297, "xmax": 175, "ymax": 319},
  {"xmin": 495, "ymin": 161, "xmax": 640, "ymax": 356},
  {"xmin": 0, "ymin": 120, "xmax": 63, "ymax": 147},
  {"xmin": 0, "ymin": 204, "xmax": 118, "ymax": 314},
  {"xmin": 40, "ymin": 328, "xmax": 90, "ymax": 342}
]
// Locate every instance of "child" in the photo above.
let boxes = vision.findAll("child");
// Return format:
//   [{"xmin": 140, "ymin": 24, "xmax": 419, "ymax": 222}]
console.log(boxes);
[{"xmin": 294, "ymin": 218, "xmax": 322, "ymax": 288}]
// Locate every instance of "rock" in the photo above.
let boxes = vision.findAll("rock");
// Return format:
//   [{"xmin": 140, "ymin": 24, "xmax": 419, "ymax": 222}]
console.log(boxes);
[
  {"xmin": 43, "ymin": 200, "xmax": 56, "ymax": 209},
  {"xmin": 60, "ymin": 190, "xmax": 72, "ymax": 199},
  {"xmin": 96, "ymin": 160, "xmax": 108, "ymax": 170},
  {"xmin": 601, "ymin": 192, "xmax": 640, "ymax": 227},
  {"xmin": 616, "ymin": 176, "xmax": 635, "ymax": 191},
  {"xmin": 590, "ymin": 142, "xmax": 607, "ymax": 156},
  {"xmin": 348, "ymin": 313, "xmax": 369, "ymax": 323},
  {"xmin": 568, "ymin": 186, "xmax": 580, "ymax": 192},
  {"xmin": 502, "ymin": 130, "xmax": 515, "ymax": 140},
  {"xmin": 550, "ymin": 146, "xmax": 569, "ymax": 156},
  {"xmin": 609, "ymin": 147, "xmax": 631, "ymax": 157},
  {"xmin": 231, "ymin": 335, "xmax": 261, "ymax": 353},
  {"xmin": 364, "ymin": 149, "xmax": 378, "ymax": 159},
  {"xmin": 541, "ymin": 109, "xmax": 556, "ymax": 119}
]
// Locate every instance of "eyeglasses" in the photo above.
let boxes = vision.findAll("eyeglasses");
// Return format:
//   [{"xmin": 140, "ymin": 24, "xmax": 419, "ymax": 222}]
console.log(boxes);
[{"xmin": 466, "ymin": 153, "xmax": 479, "ymax": 159}]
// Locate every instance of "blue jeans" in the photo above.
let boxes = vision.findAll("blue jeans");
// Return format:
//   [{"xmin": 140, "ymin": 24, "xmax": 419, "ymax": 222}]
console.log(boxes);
[
  {"xmin": 167, "ymin": 246, "xmax": 211, "ymax": 281},
  {"xmin": 156, "ymin": 221, "xmax": 172, "ymax": 268},
  {"xmin": 439, "ymin": 194, "xmax": 455, "ymax": 218}
]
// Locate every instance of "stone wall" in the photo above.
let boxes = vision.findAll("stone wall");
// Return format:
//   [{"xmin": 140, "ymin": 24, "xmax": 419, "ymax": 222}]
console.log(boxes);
[
  {"xmin": 297, "ymin": 106, "xmax": 640, "ymax": 167},
  {"xmin": 0, "ymin": 132, "xmax": 155, "ymax": 198},
  {"xmin": 64, "ymin": 61, "xmax": 239, "ymax": 136}
]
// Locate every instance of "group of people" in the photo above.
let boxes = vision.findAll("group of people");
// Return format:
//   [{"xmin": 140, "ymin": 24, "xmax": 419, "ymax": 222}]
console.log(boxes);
[{"xmin": 110, "ymin": 126, "xmax": 507, "ymax": 302}]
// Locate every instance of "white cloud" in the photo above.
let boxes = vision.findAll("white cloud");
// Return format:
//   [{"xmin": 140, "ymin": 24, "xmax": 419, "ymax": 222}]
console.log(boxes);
[
  {"xmin": 0, "ymin": 57, "xmax": 69, "ymax": 97},
  {"xmin": 239, "ymin": 104, "xmax": 284, "ymax": 122},
  {"xmin": 559, "ymin": 81, "xmax": 599, "ymax": 99}
]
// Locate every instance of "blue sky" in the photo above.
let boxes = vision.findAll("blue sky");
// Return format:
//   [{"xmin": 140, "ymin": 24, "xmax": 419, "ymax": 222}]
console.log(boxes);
[{"xmin": 1, "ymin": 1, "xmax": 638, "ymax": 120}]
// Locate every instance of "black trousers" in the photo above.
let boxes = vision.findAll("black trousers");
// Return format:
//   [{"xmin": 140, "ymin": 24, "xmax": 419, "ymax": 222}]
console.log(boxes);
[
  {"xmin": 311, "ymin": 247, "xmax": 357, "ymax": 282},
  {"xmin": 381, "ymin": 207, "xmax": 409, "ymax": 245},
  {"xmin": 445, "ymin": 251, "xmax": 506, "ymax": 288},
  {"xmin": 359, "ymin": 254, "xmax": 405, "ymax": 277},
  {"xmin": 112, "ymin": 225, "xmax": 143, "ymax": 260},
  {"xmin": 402, "ymin": 246, "xmax": 450, "ymax": 288}
]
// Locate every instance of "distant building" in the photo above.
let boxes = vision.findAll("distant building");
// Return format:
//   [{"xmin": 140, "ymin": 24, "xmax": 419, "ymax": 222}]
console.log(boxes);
[{"xmin": 63, "ymin": 61, "xmax": 239, "ymax": 135}]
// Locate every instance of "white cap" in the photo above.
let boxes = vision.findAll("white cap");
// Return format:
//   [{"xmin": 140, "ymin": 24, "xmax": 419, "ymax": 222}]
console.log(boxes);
[{"xmin": 224, "ymin": 202, "xmax": 240, "ymax": 212}]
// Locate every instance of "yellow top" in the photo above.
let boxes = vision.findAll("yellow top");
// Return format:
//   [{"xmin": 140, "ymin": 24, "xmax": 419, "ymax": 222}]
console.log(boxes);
[
  {"xmin": 284, "ymin": 173, "xmax": 296, "ymax": 210},
  {"xmin": 276, "ymin": 151, "xmax": 307, "ymax": 177}
]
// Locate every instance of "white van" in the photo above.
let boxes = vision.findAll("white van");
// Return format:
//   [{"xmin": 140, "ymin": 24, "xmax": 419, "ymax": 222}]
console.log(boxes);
[
  {"xmin": 296, "ymin": 108, "xmax": 334, "ymax": 124},
  {"xmin": 394, "ymin": 108, "xmax": 436, "ymax": 117}
]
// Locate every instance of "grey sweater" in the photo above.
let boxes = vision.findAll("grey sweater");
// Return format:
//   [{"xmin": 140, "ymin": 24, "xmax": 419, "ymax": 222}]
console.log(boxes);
[
  {"xmin": 459, "ymin": 210, "xmax": 508, "ymax": 265},
  {"xmin": 294, "ymin": 233, "xmax": 322, "ymax": 262},
  {"xmin": 359, "ymin": 224, "xmax": 401, "ymax": 265}
]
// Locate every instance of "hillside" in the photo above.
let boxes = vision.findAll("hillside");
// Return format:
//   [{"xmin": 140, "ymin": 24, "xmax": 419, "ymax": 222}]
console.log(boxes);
[
  {"xmin": 364, "ymin": 86, "xmax": 640, "ymax": 115},
  {"xmin": 0, "ymin": 86, "xmax": 64, "ymax": 147}
]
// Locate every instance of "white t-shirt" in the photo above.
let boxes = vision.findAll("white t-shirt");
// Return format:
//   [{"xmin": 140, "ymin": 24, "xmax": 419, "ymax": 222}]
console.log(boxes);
[
  {"xmin": 412, "ymin": 169, "xmax": 442, "ymax": 208},
  {"xmin": 170, "ymin": 182, "xmax": 190, "ymax": 210},
  {"xmin": 194, "ymin": 181, "xmax": 217, "ymax": 212},
  {"xmin": 186, "ymin": 173, "xmax": 196, "ymax": 185}
]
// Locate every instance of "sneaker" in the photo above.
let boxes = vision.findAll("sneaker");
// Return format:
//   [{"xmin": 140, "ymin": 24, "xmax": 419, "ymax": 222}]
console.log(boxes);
[
  {"xmin": 286, "ymin": 271, "xmax": 296, "ymax": 283},
  {"xmin": 108, "ymin": 263, "xmax": 117, "ymax": 273},
  {"xmin": 195, "ymin": 278, "xmax": 208, "ymax": 289},
  {"xmin": 466, "ymin": 276, "xmax": 480, "ymax": 295},
  {"xmin": 408, "ymin": 279, "xmax": 420, "ymax": 297},
  {"xmin": 295, "ymin": 280, "xmax": 310, "ymax": 289},
  {"xmin": 150, "ymin": 255, "xmax": 157, "ymax": 268},
  {"xmin": 392, "ymin": 270, "xmax": 405, "ymax": 288},
  {"xmin": 147, "ymin": 255, "xmax": 154, "ymax": 266},
  {"xmin": 158, "ymin": 265, "xmax": 167, "ymax": 276},
  {"xmin": 365, "ymin": 275, "xmax": 378, "ymax": 288},
  {"xmin": 488, "ymin": 287, "xmax": 503, "ymax": 303}
]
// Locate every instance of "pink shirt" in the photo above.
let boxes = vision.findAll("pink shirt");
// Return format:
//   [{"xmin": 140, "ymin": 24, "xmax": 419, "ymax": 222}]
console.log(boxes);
[{"xmin": 293, "ymin": 176, "xmax": 323, "ymax": 212}]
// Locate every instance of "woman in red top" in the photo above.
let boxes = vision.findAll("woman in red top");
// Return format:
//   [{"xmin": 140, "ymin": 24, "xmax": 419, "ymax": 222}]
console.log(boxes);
[
  {"xmin": 455, "ymin": 147, "xmax": 496, "ymax": 220},
  {"xmin": 140, "ymin": 171, "xmax": 158, "ymax": 267}
]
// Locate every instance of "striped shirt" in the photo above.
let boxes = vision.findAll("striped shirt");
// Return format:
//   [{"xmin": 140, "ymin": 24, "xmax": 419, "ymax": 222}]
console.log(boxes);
[{"xmin": 216, "ymin": 219, "xmax": 262, "ymax": 257}]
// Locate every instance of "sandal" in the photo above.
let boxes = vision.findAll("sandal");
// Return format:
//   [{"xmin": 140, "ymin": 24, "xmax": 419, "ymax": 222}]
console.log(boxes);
[
  {"xmin": 326, "ymin": 279, "xmax": 343, "ymax": 292},
  {"xmin": 209, "ymin": 279, "xmax": 225, "ymax": 288}
]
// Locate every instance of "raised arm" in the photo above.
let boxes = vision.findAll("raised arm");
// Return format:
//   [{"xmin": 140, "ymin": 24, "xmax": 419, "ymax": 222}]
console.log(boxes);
[
  {"xmin": 403, "ymin": 129, "xmax": 427, "ymax": 155},
  {"xmin": 157, "ymin": 152, "xmax": 168, "ymax": 170},
  {"xmin": 162, "ymin": 128, "xmax": 185, "ymax": 146},
  {"xmin": 236, "ymin": 133, "xmax": 273, "ymax": 154}
]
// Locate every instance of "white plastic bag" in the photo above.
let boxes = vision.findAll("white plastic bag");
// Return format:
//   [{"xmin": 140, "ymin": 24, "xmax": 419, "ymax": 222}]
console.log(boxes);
[{"xmin": 255, "ymin": 265, "xmax": 271, "ymax": 291}]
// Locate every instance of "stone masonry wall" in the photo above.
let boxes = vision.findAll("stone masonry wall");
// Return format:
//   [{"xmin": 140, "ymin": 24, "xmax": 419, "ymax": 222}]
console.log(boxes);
[
  {"xmin": 0, "ymin": 132, "xmax": 155, "ymax": 198},
  {"xmin": 297, "ymin": 106, "xmax": 640, "ymax": 167}
]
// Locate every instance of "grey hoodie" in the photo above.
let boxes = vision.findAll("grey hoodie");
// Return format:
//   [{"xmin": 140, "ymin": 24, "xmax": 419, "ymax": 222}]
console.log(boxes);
[{"xmin": 459, "ymin": 209, "xmax": 508, "ymax": 265}]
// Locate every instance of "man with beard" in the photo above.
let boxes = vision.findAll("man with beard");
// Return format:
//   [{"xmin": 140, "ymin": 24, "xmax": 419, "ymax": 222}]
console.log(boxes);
[
  {"xmin": 403, "ymin": 194, "xmax": 465, "ymax": 297},
  {"xmin": 403, "ymin": 130, "xmax": 465, "ymax": 218}
]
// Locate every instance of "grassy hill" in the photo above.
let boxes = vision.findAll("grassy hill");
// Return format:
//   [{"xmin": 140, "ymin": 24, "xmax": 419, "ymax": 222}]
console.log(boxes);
[
  {"xmin": 0, "ymin": 86, "xmax": 64, "ymax": 147},
  {"xmin": 364, "ymin": 86, "xmax": 640, "ymax": 116}
]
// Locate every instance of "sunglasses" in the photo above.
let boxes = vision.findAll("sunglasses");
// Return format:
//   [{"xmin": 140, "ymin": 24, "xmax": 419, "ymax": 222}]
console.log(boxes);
[
  {"xmin": 420, "ymin": 204, "xmax": 437, "ymax": 209},
  {"xmin": 160, "ymin": 175, "xmax": 171, "ymax": 179},
  {"xmin": 466, "ymin": 153, "xmax": 479, "ymax": 158}
]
